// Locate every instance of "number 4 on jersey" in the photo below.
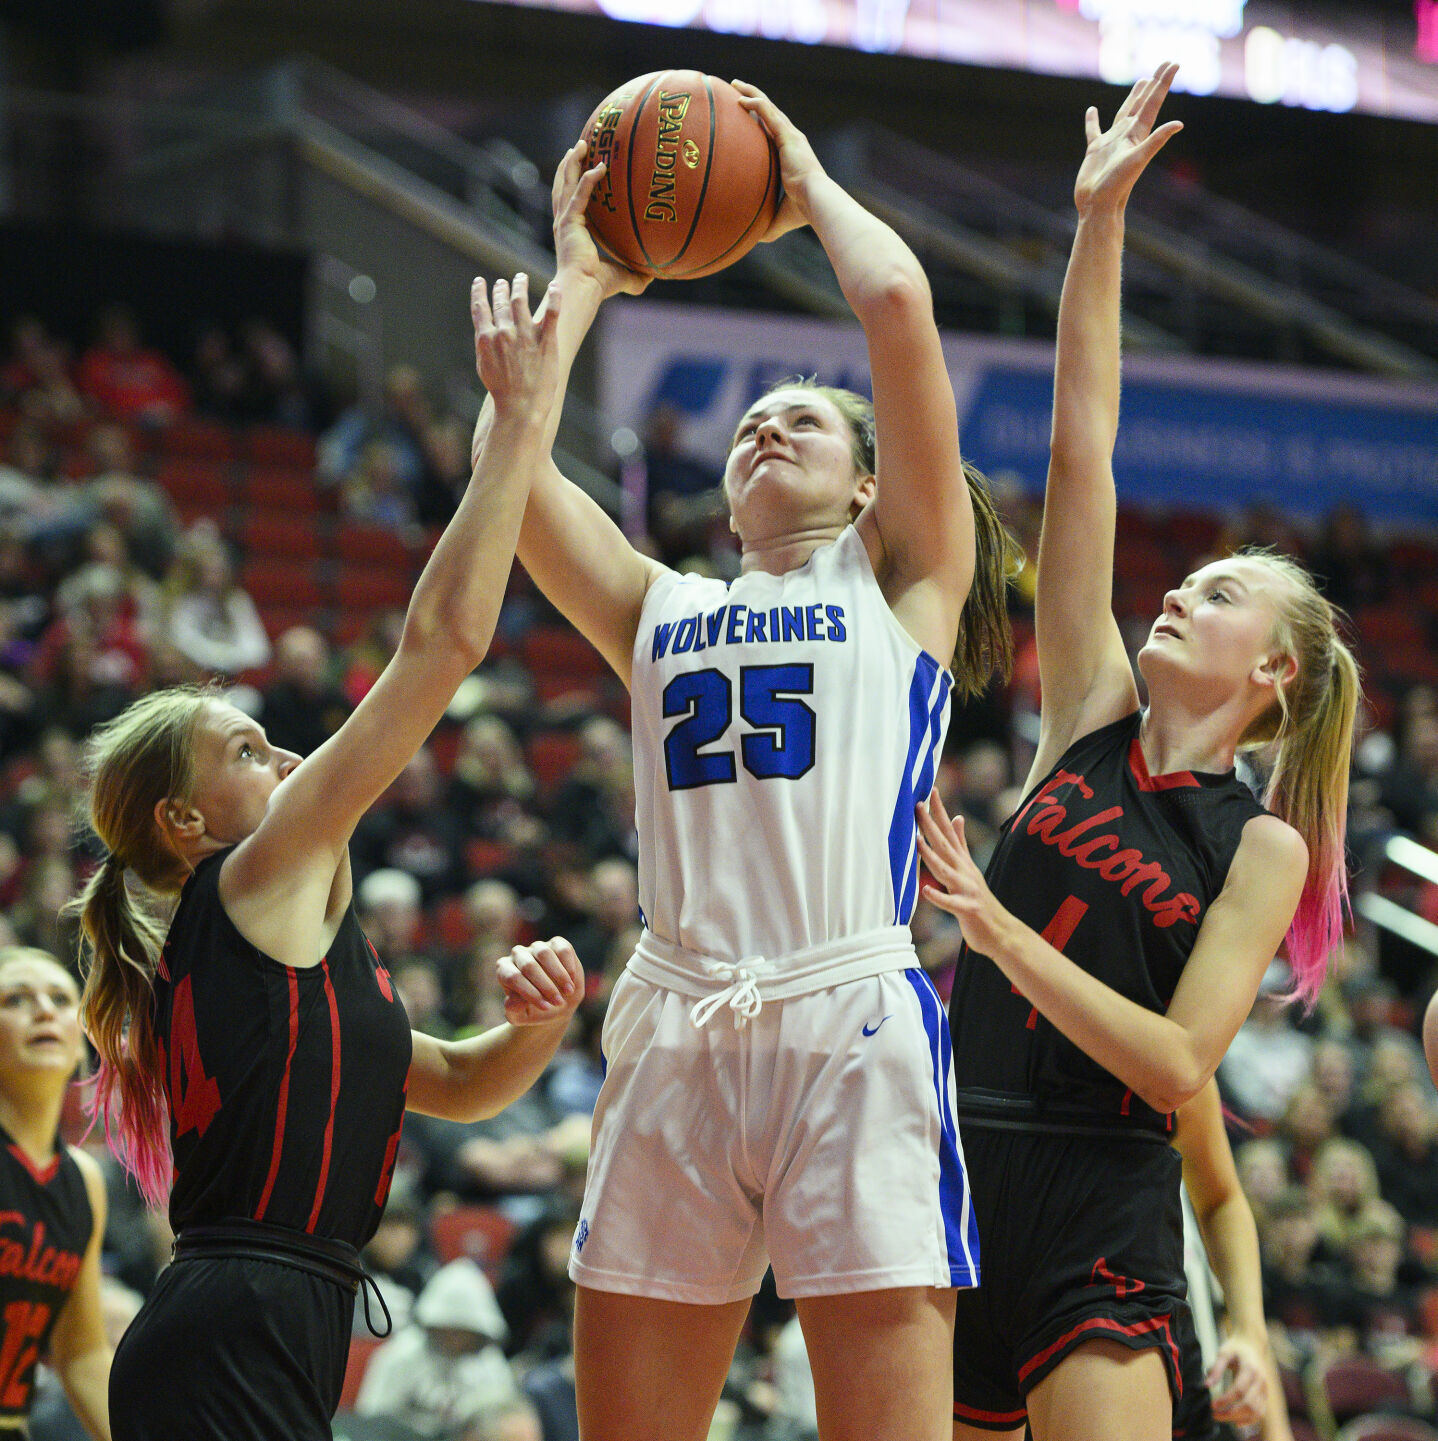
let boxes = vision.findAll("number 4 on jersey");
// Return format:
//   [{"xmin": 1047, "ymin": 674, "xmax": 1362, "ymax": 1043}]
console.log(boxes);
[
  {"xmin": 1012, "ymin": 894, "xmax": 1090, "ymax": 1030},
  {"xmin": 169, "ymin": 974, "xmax": 221, "ymax": 1138}
]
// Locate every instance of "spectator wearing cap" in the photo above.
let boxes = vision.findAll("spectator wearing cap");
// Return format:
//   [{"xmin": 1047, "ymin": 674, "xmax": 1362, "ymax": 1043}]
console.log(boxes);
[{"xmin": 355, "ymin": 1258, "xmax": 523, "ymax": 1438}]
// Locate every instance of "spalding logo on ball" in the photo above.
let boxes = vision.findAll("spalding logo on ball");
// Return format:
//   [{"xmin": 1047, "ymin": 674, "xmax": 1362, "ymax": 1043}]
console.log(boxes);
[{"xmin": 582, "ymin": 71, "xmax": 781, "ymax": 281}]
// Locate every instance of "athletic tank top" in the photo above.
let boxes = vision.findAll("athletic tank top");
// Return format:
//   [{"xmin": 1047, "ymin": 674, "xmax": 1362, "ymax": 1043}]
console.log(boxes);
[
  {"xmin": 948, "ymin": 711, "xmax": 1268, "ymax": 1133},
  {"xmin": 156, "ymin": 850, "xmax": 412, "ymax": 1248},
  {"xmin": 630, "ymin": 525, "xmax": 952, "ymax": 963},
  {"xmin": 0, "ymin": 1130, "xmax": 92, "ymax": 1423}
]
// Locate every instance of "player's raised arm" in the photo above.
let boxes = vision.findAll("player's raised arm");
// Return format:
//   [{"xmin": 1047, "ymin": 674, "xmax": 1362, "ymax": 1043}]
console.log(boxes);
[
  {"xmin": 222, "ymin": 274, "xmax": 560, "ymax": 940},
  {"xmin": 734, "ymin": 81, "xmax": 972, "ymax": 662},
  {"xmin": 471, "ymin": 142, "xmax": 667, "ymax": 687},
  {"xmin": 1032, "ymin": 64, "xmax": 1183, "ymax": 776}
]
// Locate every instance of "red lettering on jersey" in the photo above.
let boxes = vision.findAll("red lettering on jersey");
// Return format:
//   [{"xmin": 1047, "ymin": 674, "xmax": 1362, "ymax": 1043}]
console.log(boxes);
[
  {"xmin": 1019, "ymin": 773, "xmax": 1201, "ymax": 930},
  {"xmin": 1013, "ymin": 895, "xmax": 1091, "ymax": 1030},
  {"xmin": 376, "ymin": 965, "xmax": 394, "ymax": 1003},
  {"xmin": 0, "ymin": 1221, "xmax": 82, "ymax": 1290},
  {"xmin": 0, "ymin": 1298, "xmax": 51, "ymax": 1409},
  {"xmin": 169, "ymin": 975, "xmax": 221, "ymax": 1139},
  {"xmin": 1090, "ymin": 1256, "xmax": 1145, "ymax": 1299}
]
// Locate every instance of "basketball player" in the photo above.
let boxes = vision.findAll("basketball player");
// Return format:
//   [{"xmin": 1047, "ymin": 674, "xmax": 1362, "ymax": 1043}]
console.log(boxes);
[
  {"xmin": 0, "ymin": 947, "xmax": 111, "ymax": 1440},
  {"xmin": 69, "ymin": 275, "xmax": 586, "ymax": 1441},
  {"xmin": 915, "ymin": 64, "xmax": 1359, "ymax": 1441},
  {"xmin": 466, "ymin": 84, "xmax": 1015, "ymax": 1441}
]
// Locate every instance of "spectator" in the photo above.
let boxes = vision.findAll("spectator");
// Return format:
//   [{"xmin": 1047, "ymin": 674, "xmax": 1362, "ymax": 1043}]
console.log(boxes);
[
  {"xmin": 355, "ymin": 867, "xmax": 431, "ymax": 973},
  {"xmin": 446, "ymin": 715, "xmax": 541, "ymax": 849},
  {"xmin": 1371, "ymin": 1079, "xmax": 1438, "ymax": 1226},
  {"xmin": 258, "ymin": 625, "xmax": 352, "ymax": 757},
  {"xmin": 319, "ymin": 364, "xmax": 436, "ymax": 503},
  {"xmin": 356, "ymin": 1258, "xmax": 523, "ymax": 1439},
  {"xmin": 394, "ymin": 957, "xmax": 452, "ymax": 1040},
  {"xmin": 495, "ymin": 1198, "xmax": 581, "ymax": 1360},
  {"xmin": 461, "ymin": 1398, "xmax": 544, "ymax": 1441},
  {"xmin": 162, "ymin": 525, "xmax": 271, "ymax": 681},
  {"xmin": 78, "ymin": 424, "xmax": 178, "ymax": 579},
  {"xmin": 1218, "ymin": 965, "xmax": 1315, "ymax": 1125},
  {"xmin": 1259, "ymin": 1186, "xmax": 1333, "ymax": 1342},
  {"xmin": 1325, "ymin": 1201, "xmax": 1425, "ymax": 1367},
  {"xmin": 451, "ymin": 881, "xmax": 526, "ymax": 1029},
  {"xmin": 1310, "ymin": 1137, "xmax": 1383, "ymax": 1253},
  {"xmin": 562, "ymin": 858, "xmax": 638, "ymax": 984},
  {"xmin": 352, "ymin": 747, "xmax": 467, "ymax": 904},
  {"xmin": 544, "ymin": 716, "xmax": 636, "ymax": 864},
  {"xmin": 77, "ymin": 304, "xmax": 190, "ymax": 424},
  {"xmin": 1275, "ymin": 1082, "xmax": 1338, "ymax": 1184},
  {"xmin": 1309, "ymin": 503, "xmax": 1388, "ymax": 614}
]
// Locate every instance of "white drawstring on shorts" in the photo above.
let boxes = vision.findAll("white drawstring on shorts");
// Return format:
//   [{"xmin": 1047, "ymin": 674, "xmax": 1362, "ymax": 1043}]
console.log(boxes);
[{"xmin": 689, "ymin": 956, "xmax": 771, "ymax": 1029}]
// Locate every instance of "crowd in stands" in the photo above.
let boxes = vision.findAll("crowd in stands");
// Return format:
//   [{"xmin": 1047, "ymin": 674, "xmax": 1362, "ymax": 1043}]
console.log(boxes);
[{"xmin": 0, "ymin": 304, "xmax": 1436, "ymax": 1441}]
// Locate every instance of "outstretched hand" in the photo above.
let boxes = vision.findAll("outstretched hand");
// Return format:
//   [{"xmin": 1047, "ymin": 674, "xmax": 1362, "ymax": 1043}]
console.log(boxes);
[
  {"xmin": 471, "ymin": 272, "xmax": 562, "ymax": 418},
  {"xmin": 730, "ymin": 81, "xmax": 819, "ymax": 243},
  {"xmin": 1074, "ymin": 61, "xmax": 1183, "ymax": 216},
  {"xmin": 496, "ymin": 937, "xmax": 584, "ymax": 1027},
  {"xmin": 551, "ymin": 140, "xmax": 650, "ymax": 299},
  {"xmin": 1206, "ymin": 1335, "xmax": 1268, "ymax": 1427},
  {"xmin": 916, "ymin": 789, "xmax": 1016, "ymax": 960}
]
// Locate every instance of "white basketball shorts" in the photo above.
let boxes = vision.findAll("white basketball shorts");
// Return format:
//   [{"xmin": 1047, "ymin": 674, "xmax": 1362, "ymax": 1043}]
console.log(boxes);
[{"xmin": 568, "ymin": 965, "xmax": 980, "ymax": 1303}]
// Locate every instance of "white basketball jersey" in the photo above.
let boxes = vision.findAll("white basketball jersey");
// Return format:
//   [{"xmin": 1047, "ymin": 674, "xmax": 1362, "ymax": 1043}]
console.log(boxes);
[{"xmin": 631, "ymin": 525, "xmax": 953, "ymax": 963}]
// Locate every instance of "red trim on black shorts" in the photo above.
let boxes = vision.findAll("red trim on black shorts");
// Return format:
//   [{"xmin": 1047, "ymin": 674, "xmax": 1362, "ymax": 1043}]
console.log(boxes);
[
  {"xmin": 1017, "ymin": 1312, "xmax": 1181, "ymax": 1394},
  {"xmin": 954, "ymin": 1398, "xmax": 1028, "ymax": 1428}
]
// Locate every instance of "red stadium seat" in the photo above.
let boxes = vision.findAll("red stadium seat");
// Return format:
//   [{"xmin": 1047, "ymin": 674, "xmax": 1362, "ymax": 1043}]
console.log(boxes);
[
  {"xmin": 464, "ymin": 838, "xmax": 514, "ymax": 878},
  {"xmin": 429, "ymin": 1205, "xmax": 516, "ymax": 1278},
  {"xmin": 157, "ymin": 418, "xmax": 237, "ymax": 462},
  {"xmin": 235, "ymin": 511, "xmax": 325, "ymax": 562},
  {"xmin": 243, "ymin": 464, "xmax": 323, "ymax": 513},
  {"xmin": 1305, "ymin": 1355, "xmax": 1415, "ymax": 1437},
  {"xmin": 155, "ymin": 459, "xmax": 232, "ymax": 512},
  {"xmin": 334, "ymin": 520, "xmax": 416, "ymax": 570},
  {"xmin": 240, "ymin": 557, "xmax": 326, "ymax": 611},
  {"xmin": 246, "ymin": 425, "xmax": 317, "ymax": 469},
  {"xmin": 335, "ymin": 568, "xmax": 413, "ymax": 613},
  {"xmin": 525, "ymin": 732, "xmax": 583, "ymax": 793},
  {"xmin": 337, "ymin": 1335, "xmax": 385, "ymax": 1412},
  {"xmin": 521, "ymin": 625, "xmax": 607, "ymax": 680},
  {"xmin": 1336, "ymin": 1417, "xmax": 1438, "ymax": 1441}
]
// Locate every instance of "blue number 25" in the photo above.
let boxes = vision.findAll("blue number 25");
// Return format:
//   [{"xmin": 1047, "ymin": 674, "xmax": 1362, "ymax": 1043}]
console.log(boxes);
[{"xmin": 663, "ymin": 664, "xmax": 816, "ymax": 791}]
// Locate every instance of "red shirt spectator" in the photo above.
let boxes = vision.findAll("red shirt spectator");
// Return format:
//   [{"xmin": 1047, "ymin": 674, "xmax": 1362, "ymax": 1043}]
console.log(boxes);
[{"xmin": 77, "ymin": 305, "xmax": 190, "ymax": 424}]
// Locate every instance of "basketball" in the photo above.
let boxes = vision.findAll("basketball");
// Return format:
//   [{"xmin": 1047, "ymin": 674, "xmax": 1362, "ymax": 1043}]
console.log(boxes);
[{"xmin": 579, "ymin": 71, "xmax": 781, "ymax": 281}]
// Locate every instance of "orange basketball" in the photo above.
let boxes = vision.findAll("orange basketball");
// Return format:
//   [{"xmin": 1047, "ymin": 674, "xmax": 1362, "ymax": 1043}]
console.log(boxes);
[{"xmin": 580, "ymin": 71, "xmax": 781, "ymax": 281}]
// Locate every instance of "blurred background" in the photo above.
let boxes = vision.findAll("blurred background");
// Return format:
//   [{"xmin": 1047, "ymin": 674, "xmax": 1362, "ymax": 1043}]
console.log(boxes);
[{"xmin": 1, "ymin": 2, "xmax": 1435, "ymax": 1438}]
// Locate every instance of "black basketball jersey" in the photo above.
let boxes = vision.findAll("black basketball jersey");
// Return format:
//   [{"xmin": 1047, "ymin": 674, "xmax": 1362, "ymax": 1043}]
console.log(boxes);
[
  {"xmin": 948, "ymin": 711, "xmax": 1268, "ymax": 1133},
  {"xmin": 0, "ymin": 1132, "xmax": 93, "ymax": 1422},
  {"xmin": 155, "ymin": 850, "xmax": 412, "ymax": 1248}
]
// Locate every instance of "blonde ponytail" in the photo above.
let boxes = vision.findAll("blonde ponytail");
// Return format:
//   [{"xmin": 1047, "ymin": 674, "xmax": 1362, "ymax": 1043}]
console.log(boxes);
[
  {"xmin": 65, "ymin": 686, "xmax": 213, "ymax": 1206},
  {"xmin": 1237, "ymin": 551, "xmax": 1361, "ymax": 1008}
]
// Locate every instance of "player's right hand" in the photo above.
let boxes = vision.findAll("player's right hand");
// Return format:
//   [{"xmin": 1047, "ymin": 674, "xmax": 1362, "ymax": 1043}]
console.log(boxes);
[
  {"xmin": 471, "ymin": 272, "xmax": 562, "ymax": 418},
  {"xmin": 497, "ymin": 937, "xmax": 584, "ymax": 1027},
  {"xmin": 551, "ymin": 141, "xmax": 650, "ymax": 300}
]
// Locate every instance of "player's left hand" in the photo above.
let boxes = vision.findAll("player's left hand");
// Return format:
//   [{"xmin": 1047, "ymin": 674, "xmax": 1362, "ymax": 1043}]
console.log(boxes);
[
  {"xmin": 1074, "ymin": 61, "xmax": 1184, "ymax": 217},
  {"xmin": 916, "ymin": 788, "xmax": 1016, "ymax": 959},
  {"xmin": 1206, "ymin": 1335, "xmax": 1268, "ymax": 1427},
  {"xmin": 497, "ymin": 937, "xmax": 584, "ymax": 1026},
  {"xmin": 730, "ymin": 81, "xmax": 817, "ymax": 243}
]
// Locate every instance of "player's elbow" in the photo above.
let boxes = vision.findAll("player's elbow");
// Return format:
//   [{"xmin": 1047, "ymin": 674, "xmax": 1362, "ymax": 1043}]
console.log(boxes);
[
  {"xmin": 850, "ymin": 263, "xmax": 932, "ymax": 325},
  {"xmin": 1142, "ymin": 1054, "xmax": 1209, "ymax": 1117}
]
